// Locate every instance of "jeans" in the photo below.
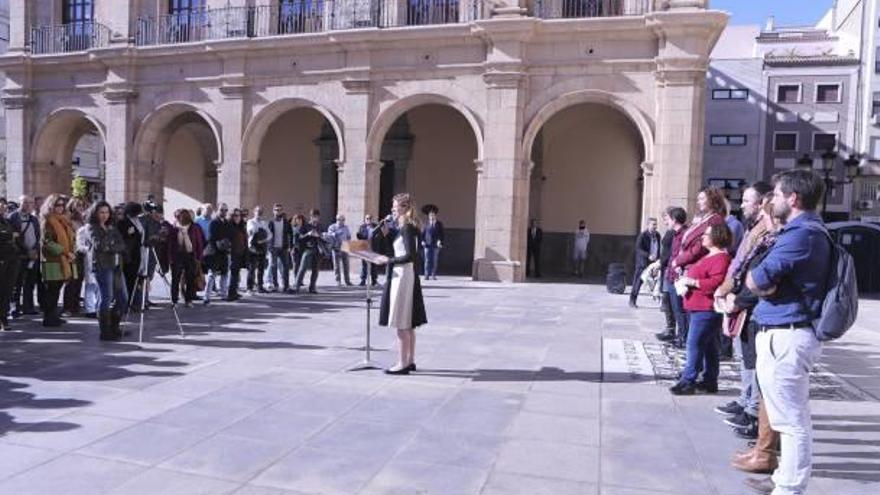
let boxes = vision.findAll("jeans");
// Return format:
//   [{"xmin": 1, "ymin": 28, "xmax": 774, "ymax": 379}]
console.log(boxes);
[
  {"xmin": 295, "ymin": 249, "xmax": 320, "ymax": 290},
  {"xmin": 665, "ymin": 282, "xmax": 688, "ymax": 341},
  {"xmin": 268, "ymin": 248, "xmax": 290, "ymax": 289},
  {"xmin": 360, "ymin": 260, "xmax": 378, "ymax": 284},
  {"xmin": 424, "ymin": 245, "xmax": 440, "ymax": 278},
  {"xmin": 83, "ymin": 281, "xmax": 99, "ymax": 313},
  {"xmin": 205, "ymin": 254, "xmax": 229, "ymax": 302},
  {"xmin": 229, "ymin": 255, "xmax": 245, "ymax": 297},
  {"xmin": 756, "ymin": 328, "xmax": 822, "ymax": 495},
  {"xmin": 15, "ymin": 261, "xmax": 40, "ymax": 312},
  {"xmin": 94, "ymin": 267, "xmax": 128, "ymax": 313},
  {"xmin": 0, "ymin": 259, "xmax": 19, "ymax": 323},
  {"xmin": 681, "ymin": 311, "xmax": 721, "ymax": 384},
  {"xmin": 734, "ymin": 334, "xmax": 760, "ymax": 416},
  {"xmin": 332, "ymin": 250, "xmax": 351, "ymax": 284}
]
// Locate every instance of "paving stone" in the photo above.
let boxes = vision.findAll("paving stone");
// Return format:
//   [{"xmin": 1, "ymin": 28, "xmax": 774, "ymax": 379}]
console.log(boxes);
[
  {"xmin": 250, "ymin": 446, "xmax": 389, "ymax": 494},
  {"xmin": 0, "ymin": 453, "xmax": 144, "ymax": 494},
  {"xmin": 360, "ymin": 460, "xmax": 488, "ymax": 495},
  {"xmin": 159, "ymin": 434, "xmax": 292, "ymax": 481},
  {"xmin": 77, "ymin": 422, "xmax": 208, "ymax": 465},
  {"xmin": 107, "ymin": 467, "xmax": 240, "ymax": 494},
  {"xmin": 493, "ymin": 439, "xmax": 600, "ymax": 483}
]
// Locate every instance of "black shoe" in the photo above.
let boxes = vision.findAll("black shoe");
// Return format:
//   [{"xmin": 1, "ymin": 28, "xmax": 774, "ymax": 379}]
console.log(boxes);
[
  {"xmin": 308, "ymin": 288, "xmax": 318, "ymax": 294},
  {"xmin": 384, "ymin": 366, "xmax": 410, "ymax": 375},
  {"xmin": 629, "ymin": 301, "xmax": 638, "ymax": 308},
  {"xmin": 672, "ymin": 339, "xmax": 686, "ymax": 350},
  {"xmin": 655, "ymin": 331, "xmax": 675, "ymax": 342},
  {"xmin": 359, "ymin": 280, "xmax": 366, "ymax": 286},
  {"xmin": 407, "ymin": 363, "xmax": 417, "ymax": 372},
  {"xmin": 725, "ymin": 411, "xmax": 757, "ymax": 429},
  {"xmin": 734, "ymin": 422, "xmax": 759, "ymax": 440},
  {"xmin": 714, "ymin": 401, "xmax": 744, "ymax": 416},
  {"xmin": 695, "ymin": 381, "xmax": 718, "ymax": 394},
  {"xmin": 669, "ymin": 381, "xmax": 696, "ymax": 395}
]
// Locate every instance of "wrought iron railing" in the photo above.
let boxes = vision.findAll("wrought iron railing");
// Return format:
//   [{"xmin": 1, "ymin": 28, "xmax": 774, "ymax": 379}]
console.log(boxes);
[
  {"xmin": 135, "ymin": 0, "xmax": 485, "ymax": 46},
  {"xmin": 30, "ymin": 21, "xmax": 111, "ymax": 54},
  {"xmin": 533, "ymin": 0, "xmax": 653, "ymax": 19}
]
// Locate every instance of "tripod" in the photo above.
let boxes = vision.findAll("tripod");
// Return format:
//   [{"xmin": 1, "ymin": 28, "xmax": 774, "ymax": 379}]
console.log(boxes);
[{"xmin": 125, "ymin": 246, "xmax": 185, "ymax": 343}]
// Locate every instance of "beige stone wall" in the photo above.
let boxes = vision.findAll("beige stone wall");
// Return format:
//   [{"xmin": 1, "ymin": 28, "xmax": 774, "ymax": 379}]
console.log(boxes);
[
  {"xmin": 164, "ymin": 125, "xmax": 212, "ymax": 214},
  {"xmin": 405, "ymin": 104, "xmax": 478, "ymax": 229},
  {"xmin": 533, "ymin": 103, "xmax": 642, "ymax": 235},
  {"xmin": 255, "ymin": 108, "xmax": 324, "ymax": 215}
]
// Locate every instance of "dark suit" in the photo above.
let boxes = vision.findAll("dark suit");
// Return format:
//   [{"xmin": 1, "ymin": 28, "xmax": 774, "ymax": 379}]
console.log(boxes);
[
  {"xmin": 267, "ymin": 218, "xmax": 294, "ymax": 290},
  {"xmin": 421, "ymin": 220, "xmax": 444, "ymax": 278},
  {"xmin": 357, "ymin": 222, "xmax": 379, "ymax": 285},
  {"xmin": 630, "ymin": 229, "xmax": 662, "ymax": 304},
  {"xmin": 526, "ymin": 227, "xmax": 543, "ymax": 277},
  {"xmin": 9, "ymin": 211, "xmax": 41, "ymax": 314}
]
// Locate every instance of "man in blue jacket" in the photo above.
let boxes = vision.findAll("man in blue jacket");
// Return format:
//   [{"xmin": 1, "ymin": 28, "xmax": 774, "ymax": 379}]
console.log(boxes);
[
  {"xmin": 746, "ymin": 169, "xmax": 831, "ymax": 495},
  {"xmin": 421, "ymin": 207, "xmax": 444, "ymax": 280}
]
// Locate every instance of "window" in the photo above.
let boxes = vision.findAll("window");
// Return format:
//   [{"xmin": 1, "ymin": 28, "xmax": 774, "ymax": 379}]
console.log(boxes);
[
  {"xmin": 774, "ymin": 132, "xmax": 798, "ymax": 152},
  {"xmin": 710, "ymin": 135, "xmax": 747, "ymax": 146},
  {"xmin": 712, "ymin": 89, "xmax": 749, "ymax": 100},
  {"xmin": 813, "ymin": 133, "xmax": 837, "ymax": 151},
  {"xmin": 0, "ymin": 23, "xmax": 9, "ymax": 42},
  {"xmin": 776, "ymin": 84, "xmax": 801, "ymax": 103},
  {"xmin": 872, "ymin": 92, "xmax": 880, "ymax": 117},
  {"xmin": 816, "ymin": 84, "xmax": 841, "ymax": 103},
  {"xmin": 63, "ymin": 0, "xmax": 94, "ymax": 24},
  {"xmin": 561, "ymin": 0, "xmax": 605, "ymax": 18},
  {"xmin": 169, "ymin": 0, "xmax": 204, "ymax": 15},
  {"xmin": 407, "ymin": 0, "xmax": 459, "ymax": 25},
  {"xmin": 279, "ymin": 0, "xmax": 324, "ymax": 34}
]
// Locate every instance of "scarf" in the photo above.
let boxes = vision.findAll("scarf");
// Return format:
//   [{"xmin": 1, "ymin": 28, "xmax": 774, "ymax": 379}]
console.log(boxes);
[
  {"xmin": 45, "ymin": 213, "xmax": 75, "ymax": 279},
  {"xmin": 178, "ymin": 225, "xmax": 193, "ymax": 254}
]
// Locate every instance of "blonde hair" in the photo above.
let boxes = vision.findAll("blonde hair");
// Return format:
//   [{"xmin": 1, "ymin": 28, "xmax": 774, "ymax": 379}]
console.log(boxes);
[
  {"xmin": 392, "ymin": 192, "xmax": 421, "ymax": 228},
  {"xmin": 39, "ymin": 193, "xmax": 65, "ymax": 222}
]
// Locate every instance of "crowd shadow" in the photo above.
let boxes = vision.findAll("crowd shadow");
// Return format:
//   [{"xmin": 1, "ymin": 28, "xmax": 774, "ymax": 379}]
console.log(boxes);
[
  {"xmin": 411, "ymin": 365, "xmax": 655, "ymax": 383},
  {"xmin": 812, "ymin": 414, "xmax": 880, "ymax": 483}
]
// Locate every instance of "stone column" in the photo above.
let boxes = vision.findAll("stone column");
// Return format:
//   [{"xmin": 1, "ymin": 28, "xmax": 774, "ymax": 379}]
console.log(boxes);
[
  {"xmin": 472, "ymin": 70, "xmax": 528, "ymax": 282},
  {"xmin": 337, "ymin": 79, "xmax": 374, "ymax": 223},
  {"xmin": 215, "ymin": 73, "xmax": 249, "ymax": 208},
  {"xmin": 1, "ymin": 81, "xmax": 32, "ymax": 200},
  {"xmin": 7, "ymin": 0, "xmax": 30, "ymax": 54},
  {"xmin": 102, "ymin": 89, "xmax": 138, "ymax": 205},
  {"xmin": 649, "ymin": 8, "xmax": 726, "ymax": 216}
]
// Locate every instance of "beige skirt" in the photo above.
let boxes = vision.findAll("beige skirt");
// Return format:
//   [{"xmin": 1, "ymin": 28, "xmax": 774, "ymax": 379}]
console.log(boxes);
[{"xmin": 387, "ymin": 262, "xmax": 415, "ymax": 329}]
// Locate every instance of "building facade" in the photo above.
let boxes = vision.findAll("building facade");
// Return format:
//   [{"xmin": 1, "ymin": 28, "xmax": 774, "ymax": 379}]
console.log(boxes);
[
  {"xmin": 0, "ymin": 0, "xmax": 9, "ymax": 194},
  {"xmin": 1, "ymin": 0, "xmax": 726, "ymax": 282}
]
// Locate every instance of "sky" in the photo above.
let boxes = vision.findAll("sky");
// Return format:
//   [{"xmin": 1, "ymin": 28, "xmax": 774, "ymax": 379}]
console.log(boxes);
[{"xmin": 712, "ymin": 0, "xmax": 831, "ymax": 27}]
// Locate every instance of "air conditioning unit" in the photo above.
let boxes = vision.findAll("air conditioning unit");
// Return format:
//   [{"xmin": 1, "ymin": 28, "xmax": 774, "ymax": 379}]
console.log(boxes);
[{"xmin": 857, "ymin": 199, "xmax": 875, "ymax": 210}]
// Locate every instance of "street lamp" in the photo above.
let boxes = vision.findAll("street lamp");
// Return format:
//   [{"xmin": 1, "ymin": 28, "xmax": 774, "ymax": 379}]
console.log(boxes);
[
  {"xmin": 814, "ymin": 149, "xmax": 861, "ymax": 221},
  {"xmin": 796, "ymin": 153, "xmax": 814, "ymax": 169}
]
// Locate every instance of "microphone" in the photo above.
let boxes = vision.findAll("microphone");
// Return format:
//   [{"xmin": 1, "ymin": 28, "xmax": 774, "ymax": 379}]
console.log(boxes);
[{"xmin": 371, "ymin": 214, "xmax": 393, "ymax": 235}]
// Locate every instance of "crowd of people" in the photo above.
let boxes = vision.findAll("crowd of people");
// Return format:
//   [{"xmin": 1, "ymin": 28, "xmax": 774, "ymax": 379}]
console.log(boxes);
[
  {"xmin": 0, "ymin": 194, "xmax": 444, "ymax": 346},
  {"xmin": 635, "ymin": 169, "xmax": 840, "ymax": 494}
]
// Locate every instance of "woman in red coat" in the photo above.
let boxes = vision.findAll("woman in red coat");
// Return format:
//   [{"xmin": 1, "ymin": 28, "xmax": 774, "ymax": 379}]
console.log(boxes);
[
  {"xmin": 668, "ymin": 186, "xmax": 727, "ymax": 347},
  {"xmin": 670, "ymin": 223, "xmax": 733, "ymax": 395}
]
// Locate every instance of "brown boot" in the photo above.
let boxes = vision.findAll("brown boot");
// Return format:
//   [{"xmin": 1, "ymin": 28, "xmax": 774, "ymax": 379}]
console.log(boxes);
[{"xmin": 731, "ymin": 401, "xmax": 779, "ymax": 474}]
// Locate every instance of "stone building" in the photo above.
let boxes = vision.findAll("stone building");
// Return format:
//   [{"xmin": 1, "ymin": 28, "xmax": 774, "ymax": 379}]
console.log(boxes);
[{"xmin": 0, "ymin": 0, "xmax": 726, "ymax": 282}]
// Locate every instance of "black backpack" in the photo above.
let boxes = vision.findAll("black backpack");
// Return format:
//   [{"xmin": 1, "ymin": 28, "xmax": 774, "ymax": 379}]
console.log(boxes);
[{"xmin": 804, "ymin": 226, "xmax": 859, "ymax": 341}]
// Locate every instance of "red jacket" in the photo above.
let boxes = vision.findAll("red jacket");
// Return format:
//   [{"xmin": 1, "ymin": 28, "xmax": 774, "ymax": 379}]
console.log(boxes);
[
  {"xmin": 683, "ymin": 251, "xmax": 731, "ymax": 312},
  {"xmin": 167, "ymin": 224, "xmax": 205, "ymax": 264},
  {"xmin": 671, "ymin": 213, "xmax": 724, "ymax": 275}
]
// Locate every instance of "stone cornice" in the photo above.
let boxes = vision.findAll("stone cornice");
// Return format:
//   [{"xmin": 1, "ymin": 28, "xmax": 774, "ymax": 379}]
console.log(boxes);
[
  {"xmin": 1, "ymin": 90, "xmax": 33, "ymax": 110},
  {"xmin": 103, "ymin": 84, "xmax": 138, "ymax": 104},
  {"xmin": 342, "ymin": 79, "xmax": 371, "ymax": 95},
  {"xmin": 655, "ymin": 56, "xmax": 707, "ymax": 86},
  {"xmin": 219, "ymin": 82, "xmax": 249, "ymax": 99},
  {"xmin": 483, "ymin": 70, "xmax": 525, "ymax": 89}
]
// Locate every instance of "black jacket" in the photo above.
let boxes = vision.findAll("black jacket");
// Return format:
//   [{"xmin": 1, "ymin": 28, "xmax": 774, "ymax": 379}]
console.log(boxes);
[
  {"xmin": 659, "ymin": 229, "xmax": 675, "ymax": 274},
  {"xmin": 117, "ymin": 217, "xmax": 145, "ymax": 266},
  {"xmin": 378, "ymin": 224, "xmax": 427, "ymax": 329},
  {"xmin": 267, "ymin": 217, "xmax": 294, "ymax": 251},
  {"xmin": 527, "ymin": 227, "xmax": 543, "ymax": 251},
  {"xmin": 634, "ymin": 230, "xmax": 662, "ymax": 267}
]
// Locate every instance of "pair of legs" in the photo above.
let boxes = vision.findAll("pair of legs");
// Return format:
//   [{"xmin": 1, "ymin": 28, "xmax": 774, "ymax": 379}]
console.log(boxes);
[
  {"xmin": 0, "ymin": 259, "xmax": 20, "ymax": 327},
  {"xmin": 171, "ymin": 254, "xmax": 197, "ymax": 304},
  {"xmin": 680, "ymin": 310, "xmax": 721, "ymax": 385},
  {"xmin": 392, "ymin": 328, "xmax": 416, "ymax": 370},
  {"xmin": 629, "ymin": 263, "xmax": 647, "ymax": 305},
  {"xmin": 526, "ymin": 248, "xmax": 541, "ymax": 277},
  {"xmin": 360, "ymin": 260, "xmax": 378, "ymax": 285},
  {"xmin": 423, "ymin": 246, "xmax": 440, "ymax": 279},
  {"xmin": 247, "ymin": 252, "xmax": 267, "ymax": 292},
  {"xmin": 295, "ymin": 249, "xmax": 320, "ymax": 292},
  {"xmin": 268, "ymin": 248, "xmax": 290, "ymax": 290},
  {"xmin": 332, "ymin": 250, "xmax": 352, "ymax": 285},
  {"xmin": 572, "ymin": 251, "xmax": 587, "ymax": 277}
]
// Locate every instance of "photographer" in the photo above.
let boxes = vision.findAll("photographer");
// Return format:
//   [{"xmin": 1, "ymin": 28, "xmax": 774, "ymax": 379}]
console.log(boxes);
[
  {"xmin": 204, "ymin": 203, "xmax": 233, "ymax": 304},
  {"xmin": 294, "ymin": 209, "xmax": 324, "ymax": 294}
]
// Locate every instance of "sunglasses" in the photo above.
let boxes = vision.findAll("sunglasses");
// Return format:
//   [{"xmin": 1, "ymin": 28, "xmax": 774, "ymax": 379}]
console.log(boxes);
[{"xmin": 54, "ymin": 203, "xmax": 65, "ymax": 207}]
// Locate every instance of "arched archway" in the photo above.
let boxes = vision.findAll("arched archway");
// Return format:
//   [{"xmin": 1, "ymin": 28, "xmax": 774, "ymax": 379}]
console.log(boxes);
[
  {"xmin": 30, "ymin": 108, "xmax": 107, "ymax": 199},
  {"xmin": 133, "ymin": 103, "xmax": 223, "ymax": 213},
  {"xmin": 523, "ymin": 97, "xmax": 650, "ymax": 279},
  {"xmin": 241, "ymin": 99, "xmax": 345, "ymax": 216},
  {"xmin": 370, "ymin": 99, "xmax": 482, "ymax": 275}
]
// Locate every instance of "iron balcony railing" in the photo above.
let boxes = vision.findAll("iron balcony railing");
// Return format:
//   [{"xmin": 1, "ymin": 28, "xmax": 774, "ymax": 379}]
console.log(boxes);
[
  {"xmin": 135, "ymin": 0, "xmax": 485, "ymax": 47},
  {"xmin": 30, "ymin": 21, "xmax": 111, "ymax": 54},
  {"xmin": 534, "ymin": 0, "xmax": 653, "ymax": 19}
]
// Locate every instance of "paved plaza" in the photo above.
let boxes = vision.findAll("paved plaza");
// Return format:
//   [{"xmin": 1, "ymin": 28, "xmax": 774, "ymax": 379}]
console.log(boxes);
[{"xmin": 0, "ymin": 277, "xmax": 878, "ymax": 495}]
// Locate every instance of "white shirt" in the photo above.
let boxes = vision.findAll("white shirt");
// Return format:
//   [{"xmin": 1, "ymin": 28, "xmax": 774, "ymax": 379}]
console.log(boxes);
[
  {"xmin": 272, "ymin": 219, "xmax": 285, "ymax": 249},
  {"xmin": 574, "ymin": 227, "xmax": 590, "ymax": 253},
  {"xmin": 247, "ymin": 218, "xmax": 272, "ymax": 246}
]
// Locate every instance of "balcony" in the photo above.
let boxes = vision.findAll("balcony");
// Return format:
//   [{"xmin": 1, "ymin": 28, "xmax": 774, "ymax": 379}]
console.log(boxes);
[
  {"xmin": 29, "ymin": 21, "xmax": 111, "ymax": 55},
  {"xmin": 135, "ymin": 0, "xmax": 485, "ymax": 47},
  {"xmin": 534, "ymin": 0, "xmax": 653, "ymax": 19}
]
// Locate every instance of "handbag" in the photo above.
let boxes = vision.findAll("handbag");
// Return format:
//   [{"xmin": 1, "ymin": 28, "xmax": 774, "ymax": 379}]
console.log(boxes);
[{"xmin": 194, "ymin": 264, "xmax": 206, "ymax": 292}]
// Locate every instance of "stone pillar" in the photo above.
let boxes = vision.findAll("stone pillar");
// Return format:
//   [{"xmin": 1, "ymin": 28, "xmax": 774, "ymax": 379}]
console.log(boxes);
[
  {"xmin": 337, "ymin": 79, "xmax": 374, "ymax": 223},
  {"xmin": 1, "ymin": 83, "xmax": 32, "ymax": 200},
  {"xmin": 215, "ymin": 74, "xmax": 249, "ymax": 208},
  {"xmin": 7, "ymin": 0, "xmax": 30, "ymax": 54},
  {"xmin": 103, "ymin": 90, "xmax": 138, "ymax": 205},
  {"xmin": 316, "ymin": 122, "xmax": 340, "ymax": 220},
  {"xmin": 472, "ymin": 70, "xmax": 528, "ymax": 282},
  {"xmin": 649, "ymin": 8, "xmax": 726, "ymax": 216}
]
